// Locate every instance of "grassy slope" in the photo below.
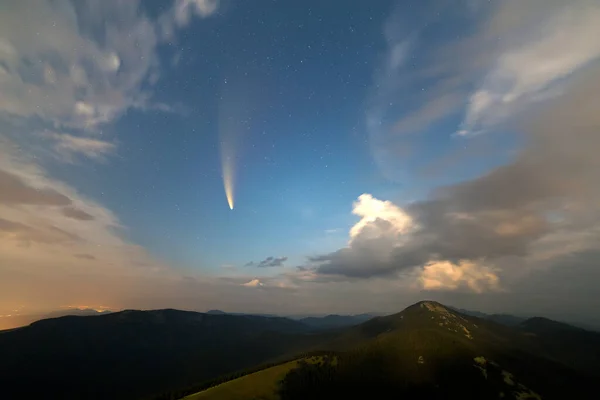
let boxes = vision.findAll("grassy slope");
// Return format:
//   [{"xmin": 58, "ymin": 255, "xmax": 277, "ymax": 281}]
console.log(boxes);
[
  {"xmin": 183, "ymin": 360, "xmax": 298, "ymax": 400},
  {"xmin": 184, "ymin": 356, "xmax": 330, "ymax": 400}
]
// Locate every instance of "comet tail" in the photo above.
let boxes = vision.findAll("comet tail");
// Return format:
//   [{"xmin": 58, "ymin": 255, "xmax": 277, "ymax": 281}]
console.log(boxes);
[{"xmin": 222, "ymin": 154, "xmax": 235, "ymax": 210}]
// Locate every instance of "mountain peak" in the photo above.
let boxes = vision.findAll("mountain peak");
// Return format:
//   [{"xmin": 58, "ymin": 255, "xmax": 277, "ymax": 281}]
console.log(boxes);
[{"xmin": 403, "ymin": 300, "xmax": 447, "ymax": 312}]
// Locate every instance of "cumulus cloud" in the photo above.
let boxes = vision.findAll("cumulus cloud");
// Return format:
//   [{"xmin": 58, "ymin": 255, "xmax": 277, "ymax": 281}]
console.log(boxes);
[
  {"xmin": 241, "ymin": 279, "xmax": 264, "ymax": 287},
  {"xmin": 313, "ymin": 62, "xmax": 600, "ymax": 295},
  {"xmin": 246, "ymin": 256, "xmax": 289, "ymax": 268},
  {"xmin": 419, "ymin": 260, "xmax": 500, "ymax": 293}
]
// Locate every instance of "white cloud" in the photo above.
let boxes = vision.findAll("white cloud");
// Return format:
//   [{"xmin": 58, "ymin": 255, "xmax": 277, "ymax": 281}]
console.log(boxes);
[
  {"xmin": 175, "ymin": 0, "xmax": 220, "ymax": 26},
  {"xmin": 0, "ymin": 1, "xmax": 158, "ymax": 130},
  {"xmin": 419, "ymin": 260, "xmax": 500, "ymax": 293},
  {"xmin": 241, "ymin": 279, "xmax": 264, "ymax": 287},
  {"xmin": 349, "ymin": 194, "xmax": 413, "ymax": 242},
  {"xmin": 312, "ymin": 193, "xmax": 506, "ymax": 292},
  {"xmin": 0, "ymin": 0, "xmax": 220, "ymax": 161}
]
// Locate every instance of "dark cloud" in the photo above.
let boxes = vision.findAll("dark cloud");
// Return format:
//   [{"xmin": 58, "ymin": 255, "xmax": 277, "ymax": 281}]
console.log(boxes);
[
  {"xmin": 246, "ymin": 256, "xmax": 288, "ymax": 268},
  {"xmin": 63, "ymin": 207, "xmax": 94, "ymax": 221},
  {"xmin": 74, "ymin": 253, "xmax": 95, "ymax": 260},
  {"xmin": 0, "ymin": 169, "xmax": 71, "ymax": 206},
  {"xmin": 315, "ymin": 66, "xmax": 600, "ymax": 280}
]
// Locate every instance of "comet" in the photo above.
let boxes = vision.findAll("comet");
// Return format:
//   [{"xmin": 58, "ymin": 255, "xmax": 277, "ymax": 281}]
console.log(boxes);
[
  {"xmin": 218, "ymin": 75, "xmax": 261, "ymax": 210},
  {"xmin": 222, "ymin": 152, "xmax": 235, "ymax": 210}
]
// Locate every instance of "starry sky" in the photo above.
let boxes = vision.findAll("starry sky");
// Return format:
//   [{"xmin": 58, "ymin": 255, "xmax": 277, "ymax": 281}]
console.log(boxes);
[{"xmin": 2, "ymin": 0, "xmax": 600, "ymax": 328}]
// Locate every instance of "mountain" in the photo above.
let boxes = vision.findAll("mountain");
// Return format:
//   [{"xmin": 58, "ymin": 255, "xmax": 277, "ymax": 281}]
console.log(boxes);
[
  {"xmin": 0, "ymin": 309, "xmax": 324, "ymax": 400},
  {"xmin": 451, "ymin": 307, "xmax": 526, "ymax": 327},
  {"xmin": 487, "ymin": 313, "xmax": 526, "ymax": 326},
  {"xmin": 2, "ymin": 301, "xmax": 599, "ymax": 400},
  {"xmin": 517, "ymin": 316, "xmax": 600, "ymax": 374},
  {"xmin": 0, "ymin": 308, "xmax": 112, "ymax": 330},
  {"xmin": 454, "ymin": 307, "xmax": 600, "ymax": 331},
  {"xmin": 299, "ymin": 313, "xmax": 375, "ymax": 330},
  {"xmin": 206, "ymin": 309, "xmax": 227, "ymax": 315},
  {"xmin": 181, "ymin": 301, "xmax": 599, "ymax": 400},
  {"xmin": 205, "ymin": 309, "xmax": 278, "ymax": 318}
]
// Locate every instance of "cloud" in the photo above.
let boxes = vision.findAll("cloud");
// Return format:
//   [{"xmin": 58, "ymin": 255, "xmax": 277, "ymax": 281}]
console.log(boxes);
[
  {"xmin": 159, "ymin": 0, "xmax": 220, "ymax": 39},
  {"xmin": 0, "ymin": 169, "xmax": 71, "ymax": 206},
  {"xmin": 62, "ymin": 207, "xmax": 95, "ymax": 221},
  {"xmin": 0, "ymin": 217, "xmax": 80, "ymax": 245},
  {"xmin": 175, "ymin": 0, "xmax": 220, "ymax": 26},
  {"xmin": 0, "ymin": 1, "xmax": 157, "ymax": 130},
  {"xmin": 42, "ymin": 132, "xmax": 116, "ymax": 162},
  {"xmin": 0, "ymin": 1, "xmax": 227, "ymax": 321},
  {"xmin": 313, "ymin": 62, "xmax": 600, "ymax": 294},
  {"xmin": 241, "ymin": 279, "xmax": 264, "ymax": 288},
  {"xmin": 0, "ymin": 138, "xmax": 176, "ymax": 311},
  {"xmin": 393, "ymin": 92, "xmax": 463, "ymax": 135},
  {"xmin": 366, "ymin": 0, "xmax": 600, "ymax": 181},
  {"xmin": 460, "ymin": 0, "xmax": 600, "ymax": 134},
  {"xmin": 246, "ymin": 256, "xmax": 288, "ymax": 268},
  {"xmin": 0, "ymin": 0, "xmax": 219, "ymax": 166},
  {"xmin": 419, "ymin": 260, "xmax": 500, "ymax": 293}
]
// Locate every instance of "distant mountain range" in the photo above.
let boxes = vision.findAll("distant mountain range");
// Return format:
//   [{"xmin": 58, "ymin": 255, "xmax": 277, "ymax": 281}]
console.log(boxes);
[
  {"xmin": 1, "ymin": 302, "xmax": 598, "ymax": 399},
  {"xmin": 298, "ymin": 313, "xmax": 376, "ymax": 330},
  {"xmin": 0, "ymin": 308, "xmax": 112, "ymax": 330},
  {"xmin": 452, "ymin": 307, "xmax": 600, "ymax": 332},
  {"xmin": 206, "ymin": 309, "xmax": 377, "ymax": 330}
]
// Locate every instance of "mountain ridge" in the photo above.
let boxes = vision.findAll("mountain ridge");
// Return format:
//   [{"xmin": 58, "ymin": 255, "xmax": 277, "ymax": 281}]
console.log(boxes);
[{"xmin": 1, "ymin": 301, "xmax": 598, "ymax": 400}]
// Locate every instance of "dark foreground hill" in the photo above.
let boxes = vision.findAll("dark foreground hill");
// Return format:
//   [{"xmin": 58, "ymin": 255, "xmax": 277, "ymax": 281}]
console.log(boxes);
[
  {"xmin": 1, "ymin": 301, "xmax": 599, "ymax": 400},
  {"xmin": 0, "ymin": 309, "xmax": 326, "ymax": 400}
]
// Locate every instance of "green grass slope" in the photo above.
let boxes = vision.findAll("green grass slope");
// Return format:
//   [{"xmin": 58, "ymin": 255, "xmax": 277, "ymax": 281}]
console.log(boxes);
[
  {"xmin": 183, "ymin": 360, "xmax": 299, "ymax": 400},
  {"xmin": 183, "ymin": 356, "xmax": 333, "ymax": 400}
]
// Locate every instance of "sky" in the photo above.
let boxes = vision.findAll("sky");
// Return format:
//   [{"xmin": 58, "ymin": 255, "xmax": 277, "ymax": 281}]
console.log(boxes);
[{"xmin": 1, "ymin": 0, "xmax": 600, "ymax": 327}]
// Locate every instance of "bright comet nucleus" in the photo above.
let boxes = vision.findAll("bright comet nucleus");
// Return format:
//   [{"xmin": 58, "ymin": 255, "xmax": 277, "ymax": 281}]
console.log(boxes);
[{"xmin": 222, "ymin": 154, "xmax": 235, "ymax": 210}]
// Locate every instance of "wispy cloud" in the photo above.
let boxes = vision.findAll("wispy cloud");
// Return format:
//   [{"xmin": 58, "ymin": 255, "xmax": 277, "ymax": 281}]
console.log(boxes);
[
  {"xmin": 366, "ymin": 0, "xmax": 600, "ymax": 181},
  {"xmin": 41, "ymin": 132, "xmax": 115, "ymax": 162},
  {"xmin": 0, "ymin": 0, "xmax": 220, "ymax": 165},
  {"xmin": 0, "ymin": 0, "xmax": 224, "ymax": 317},
  {"xmin": 459, "ymin": 0, "xmax": 600, "ymax": 135}
]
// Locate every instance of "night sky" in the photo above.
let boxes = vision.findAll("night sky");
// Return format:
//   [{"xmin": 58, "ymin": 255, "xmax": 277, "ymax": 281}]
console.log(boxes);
[{"xmin": 1, "ymin": 0, "xmax": 600, "ymax": 328}]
